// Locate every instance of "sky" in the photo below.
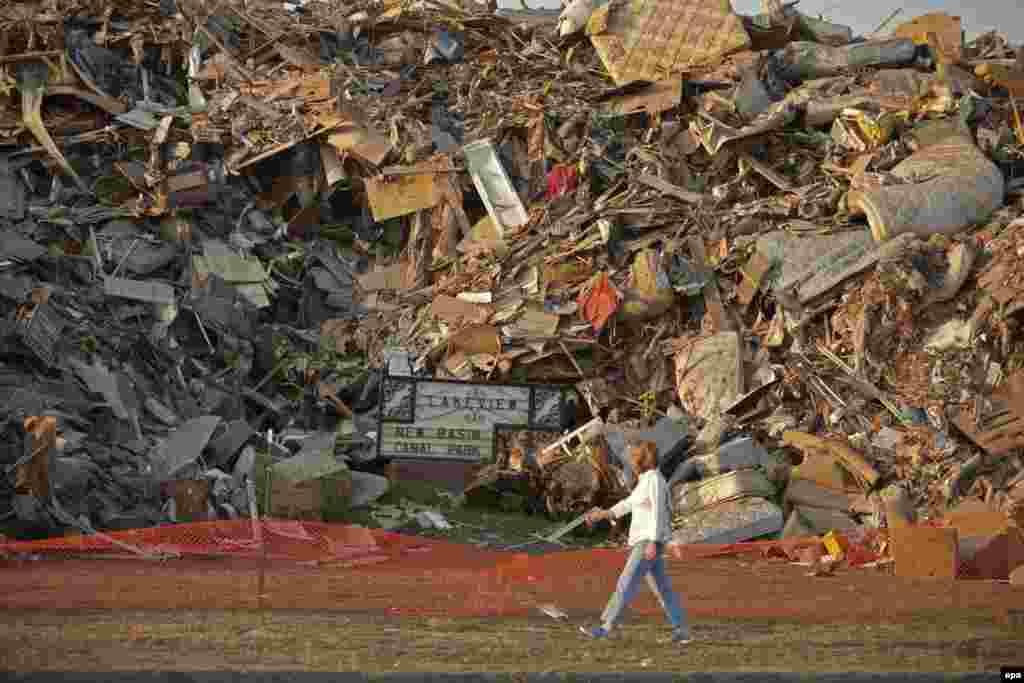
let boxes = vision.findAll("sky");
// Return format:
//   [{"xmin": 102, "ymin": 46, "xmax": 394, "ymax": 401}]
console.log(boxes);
[{"xmin": 501, "ymin": 0, "xmax": 1024, "ymax": 43}]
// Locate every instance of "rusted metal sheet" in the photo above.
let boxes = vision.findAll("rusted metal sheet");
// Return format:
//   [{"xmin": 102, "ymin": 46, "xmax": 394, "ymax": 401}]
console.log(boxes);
[{"xmin": 589, "ymin": 0, "xmax": 751, "ymax": 87}]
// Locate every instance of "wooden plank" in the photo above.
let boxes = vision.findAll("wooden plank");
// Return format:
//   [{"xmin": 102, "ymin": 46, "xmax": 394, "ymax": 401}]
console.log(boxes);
[
  {"xmin": 637, "ymin": 173, "xmax": 705, "ymax": 204},
  {"xmin": 687, "ymin": 235, "xmax": 734, "ymax": 332}
]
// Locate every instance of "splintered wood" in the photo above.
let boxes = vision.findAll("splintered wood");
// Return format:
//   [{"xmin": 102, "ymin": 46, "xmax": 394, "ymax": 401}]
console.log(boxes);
[{"xmin": 18, "ymin": 416, "xmax": 56, "ymax": 499}]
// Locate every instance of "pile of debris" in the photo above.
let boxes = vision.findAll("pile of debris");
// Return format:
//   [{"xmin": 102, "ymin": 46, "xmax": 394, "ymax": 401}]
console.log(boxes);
[{"xmin": 1, "ymin": 0, "xmax": 1023, "ymax": 577}]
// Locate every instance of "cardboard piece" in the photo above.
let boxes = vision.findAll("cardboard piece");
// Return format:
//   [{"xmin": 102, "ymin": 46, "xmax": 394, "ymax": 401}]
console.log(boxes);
[
  {"xmin": 265, "ymin": 438, "xmax": 353, "ymax": 522},
  {"xmin": 448, "ymin": 324, "xmax": 502, "ymax": 355},
  {"xmin": 364, "ymin": 171, "xmax": 442, "ymax": 222},
  {"xmin": 429, "ymin": 295, "xmax": 490, "ymax": 325},
  {"xmin": 602, "ymin": 78, "xmax": 685, "ymax": 116},
  {"xmin": 327, "ymin": 124, "xmax": 394, "ymax": 166},
  {"xmin": 784, "ymin": 478, "xmax": 858, "ymax": 512},
  {"xmin": 504, "ymin": 308, "xmax": 560, "ymax": 338},
  {"xmin": 358, "ymin": 264, "xmax": 405, "ymax": 293},
  {"xmin": 893, "ymin": 13, "xmax": 962, "ymax": 64}
]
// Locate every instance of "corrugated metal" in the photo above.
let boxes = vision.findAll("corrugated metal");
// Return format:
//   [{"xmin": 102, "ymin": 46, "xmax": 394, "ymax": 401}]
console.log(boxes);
[
  {"xmin": 672, "ymin": 497, "xmax": 784, "ymax": 545},
  {"xmin": 672, "ymin": 469, "xmax": 776, "ymax": 517}
]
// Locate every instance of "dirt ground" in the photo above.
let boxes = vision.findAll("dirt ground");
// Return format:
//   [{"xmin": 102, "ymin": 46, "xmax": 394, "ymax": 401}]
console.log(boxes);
[
  {"xmin": 2, "ymin": 544, "xmax": 1024, "ymax": 672},
  {"xmin": 0, "ymin": 609, "xmax": 1020, "ymax": 672}
]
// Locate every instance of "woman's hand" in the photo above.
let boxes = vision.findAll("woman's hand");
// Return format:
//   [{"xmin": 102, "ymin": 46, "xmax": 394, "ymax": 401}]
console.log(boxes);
[{"xmin": 584, "ymin": 507, "xmax": 605, "ymax": 526}]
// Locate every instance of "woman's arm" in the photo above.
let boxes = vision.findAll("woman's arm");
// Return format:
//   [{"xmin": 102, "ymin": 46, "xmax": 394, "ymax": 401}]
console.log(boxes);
[{"xmin": 587, "ymin": 476, "xmax": 650, "ymax": 523}]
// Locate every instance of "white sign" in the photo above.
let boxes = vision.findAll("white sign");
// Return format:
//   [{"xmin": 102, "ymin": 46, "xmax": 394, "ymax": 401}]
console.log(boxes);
[{"xmin": 377, "ymin": 377, "xmax": 566, "ymax": 462}]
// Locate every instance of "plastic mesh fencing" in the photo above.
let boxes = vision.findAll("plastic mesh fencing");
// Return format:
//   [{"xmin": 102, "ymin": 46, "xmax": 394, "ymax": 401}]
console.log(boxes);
[
  {"xmin": 0, "ymin": 518, "xmax": 833, "ymax": 565},
  {"xmin": 0, "ymin": 519, "xmax": 860, "ymax": 615}
]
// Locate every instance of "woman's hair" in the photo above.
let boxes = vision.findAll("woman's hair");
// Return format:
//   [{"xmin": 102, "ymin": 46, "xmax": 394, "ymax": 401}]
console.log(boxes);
[{"xmin": 628, "ymin": 440, "xmax": 658, "ymax": 474}]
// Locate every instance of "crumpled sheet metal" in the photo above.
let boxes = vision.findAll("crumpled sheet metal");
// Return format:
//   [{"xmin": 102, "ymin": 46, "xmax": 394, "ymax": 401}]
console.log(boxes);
[
  {"xmin": 674, "ymin": 331, "xmax": 744, "ymax": 422},
  {"xmin": 672, "ymin": 468, "xmax": 776, "ymax": 517},
  {"xmin": 694, "ymin": 102, "xmax": 798, "ymax": 156},
  {"xmin": 775, "ymin": 39, "xmax": 918, "ymax": 81},
  {"xmin": 672, "ymin": 496, "xmax": 783, "ymax": 545},
  {"xmin": 848, "ymin": 134, "xmax": 1006, "ymax": 242},
  {"xmin": 754, "ymin": 228, "xmax": 879, "ymax": 305},
  {"xmin": 588, "ymin": 0, "xmax": 751, "ymax": 86}
]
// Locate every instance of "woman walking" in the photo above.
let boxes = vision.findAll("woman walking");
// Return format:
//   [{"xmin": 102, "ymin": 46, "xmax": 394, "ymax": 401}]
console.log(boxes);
[{"xmin": 580, "ymin": 440, "xmax": 690, "ymax": 643}]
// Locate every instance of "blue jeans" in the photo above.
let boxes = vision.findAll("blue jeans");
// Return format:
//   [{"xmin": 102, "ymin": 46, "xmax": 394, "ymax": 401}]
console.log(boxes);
[{"xmin": 601, "ymin": 541, "xmax": 687, "ymax": 632}]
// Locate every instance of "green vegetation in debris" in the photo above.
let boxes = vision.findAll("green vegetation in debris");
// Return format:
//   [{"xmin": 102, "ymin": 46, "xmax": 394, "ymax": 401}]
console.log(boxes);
[
  {"xmin": 319, "ymin": 223, "xmax": 356, "ymax": 250},
  {"xmin": 268, "ymin": 330, "xmax": 368, "ymax": 401},
  {"xmin": 341, "ymin": 477, "xmax": 612, "ymax": 549},
  {"xmin": 376, "ymin": 218, "xmax": 406, "ymax": 260},
  {"xmin": 569, "ymin": 347, "xmax": 595, "ymax": 374},
  {"xmin": 686, "ymin": 174, "xmax": 707, "ymax": 194},
  {"xmin": 5, "ymin": 609, "xmax": 1019, "ymax": 673},
  {"xmin": 78, "ymin": 335, "xmax": 99, "ymax": 355},
  {"xmin": 785, "ymin": 130, "xmax": 832, "ymax": 147},
  {"xmin": 252, "ymin": 448, "xmax": 353, "ymax": 523},
  {"xmin": 431, "ymin": 80, "xmax": 449, "ymax": 98},
  {"xmin": 266, "ymin": 243, "xmax": 306, "ymax": 279},
  {"xmin": 93, "ymin": 175, "xmax": 136, "ymax": 206}
]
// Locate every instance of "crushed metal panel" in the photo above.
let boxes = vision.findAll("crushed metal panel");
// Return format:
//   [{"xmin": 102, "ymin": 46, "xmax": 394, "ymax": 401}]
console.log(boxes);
[
  {"xmin": 672, "ymin": 468, "xmax": 776, "ymax": 517},
  {"xmin": 0, "ymin": 161, "xmax": 27, "ymax": 221},
  {"xmin": 377, "ymin": 375, "xmax": 568, "ymax": 464},
  {"xmin": 150, "ymin": 415, "xmax": 222, "ymax": 481},
  {"xmin": 0, "ymin": 230, "xmax": 47, "ymax": 262},
  {"xmin": 272, "ymin": 433, "xmax": 346, "ymax": 481},
  {"xmin": 590, "ymin": 0, "xmax": 751, "ymax": 86},
  {"xmin": 104, "ymin": 277, "xmax": 176, "ymax": 306},
  {"xmin": 753, "ymin": 229, "xmax": 880, "ymax": 305},
  {"xmin": 674, "ymin": 331, "xmax": 744, "ymax": 422},
  {"xmin": 672, "ymin": 497, "xmax": 783, "ymax": 545},
  {"xmin": 17, "ymin": 301, "xmax": 63, "ymax": 368}
]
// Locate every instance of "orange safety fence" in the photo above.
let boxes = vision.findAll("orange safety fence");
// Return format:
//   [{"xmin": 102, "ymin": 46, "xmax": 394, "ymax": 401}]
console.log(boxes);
[
  {"xmin": 0, "ymin": 518, "xmax": 834, "ymax": 567},
  {"xmin": 0, "ymin": 519, "xmax": 849, "ymax": 616}
]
